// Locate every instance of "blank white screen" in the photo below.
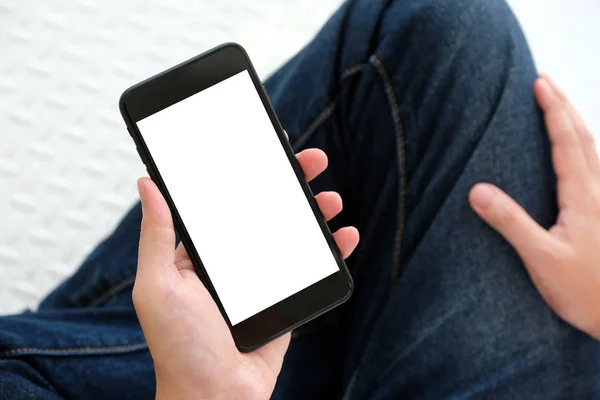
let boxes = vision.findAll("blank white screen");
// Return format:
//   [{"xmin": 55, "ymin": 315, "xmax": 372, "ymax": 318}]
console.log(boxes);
[{"xmin": 137, "ymin": 70, "xmax": 339, "ymax": 325}]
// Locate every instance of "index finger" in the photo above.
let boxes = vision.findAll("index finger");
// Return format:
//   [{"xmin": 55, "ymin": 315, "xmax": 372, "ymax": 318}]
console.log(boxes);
[
  {"xmin": 534, "ymin": 76, "xmax": 592, "ymax": 183},
  {"xmin": 296, "ymin": 148, "xmax": 328, "ymax": 182},
  {"xmin": 544, "ymin": 76, "xmax": 600, "ymax": 176}
]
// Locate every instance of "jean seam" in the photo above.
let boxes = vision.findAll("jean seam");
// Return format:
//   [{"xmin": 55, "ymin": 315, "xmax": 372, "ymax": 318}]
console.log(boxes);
[
  {"xmin": 342, "ymin": 56, "xmax": 408, "ymax": 400},
  {"xmin": 0, "ymin": 342, "xmax": 148, "ymax": 358},
  {"xmin": 291, "ymin": 63, "xmax": 366, "ymax": 150},
  {"xmin": 287, "ymin": 62, "xmax": 365, "ymax": 342},
  {"xmin": 341, "ymin": 63, "xmax": 367, "ymax": 79},
  {"xmin": 293, "ymin": 103, "xmax": 336, "ymax": 150},
  {"xmin": 369, "ymin": 54, "xmax": 407, "ymax": 287},
  {"xmin": 87, "ymin": 274, "xmax": 136, "ymax": 307}
]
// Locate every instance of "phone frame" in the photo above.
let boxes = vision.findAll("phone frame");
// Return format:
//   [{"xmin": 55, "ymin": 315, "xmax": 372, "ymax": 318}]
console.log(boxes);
[{"xmin": 119, "ymin": 43, "xmax": 353, "ymax": 351}]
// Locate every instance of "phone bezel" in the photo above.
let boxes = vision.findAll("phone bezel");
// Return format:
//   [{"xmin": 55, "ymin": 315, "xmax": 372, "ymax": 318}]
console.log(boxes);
[{"xmin": 119, "ymin": 43, "xmax": 353, "ymax": 351}]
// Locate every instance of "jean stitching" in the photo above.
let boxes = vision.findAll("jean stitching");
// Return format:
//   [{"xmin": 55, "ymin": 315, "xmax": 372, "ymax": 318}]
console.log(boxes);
[
  {"xmin": 341, "ymin": 58, "xmax": 407, "ymax": 400},
  {"xmin": 293, "ymin": 103, "xmax": 337, "ymax": 150},
  {"xmin": 292, "ymin": 63, "xmax": 366, "ymax": 150},
  {"xmin": 341, "ymin": 63, "xmax": 367, "ymax": 79},
  {"xmin": 288, "ymin": 62, "xmax": 367, "ymax": 342},
  {"xmin": 0, "ymin": 342, "xmax": 148, "ymax": 358},
  {"xmin": 87, "ymin": 275, "xmax": 136, "ymax": 307},
  {"xmin": 369, "ymin": 55, "xmax": 407, "ymax": 287}
]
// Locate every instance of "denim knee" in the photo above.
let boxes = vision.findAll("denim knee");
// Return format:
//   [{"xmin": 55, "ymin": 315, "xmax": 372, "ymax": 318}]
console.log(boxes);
[
  {"xmin": 396, "ymin": 0, "xmax": 522, "ymax": 50},
  {"xmin": 375, "ymin": 0, "xmax": 531, "ymax": 79},
  {"xmin": 365, "ymin": 0, "xmax": 538, "ymax": 151}
]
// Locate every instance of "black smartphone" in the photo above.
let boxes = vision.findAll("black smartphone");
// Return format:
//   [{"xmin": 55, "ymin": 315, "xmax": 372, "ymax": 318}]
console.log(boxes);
[{"xmin": 119, "ymin": 43, "xmax": 353, "ymax": 351}]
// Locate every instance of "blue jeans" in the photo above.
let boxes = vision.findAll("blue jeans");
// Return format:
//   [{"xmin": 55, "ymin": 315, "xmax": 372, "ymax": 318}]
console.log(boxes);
[{"xmin": 1, "ymin": 0, "xmax": 598, "ymax": 398}]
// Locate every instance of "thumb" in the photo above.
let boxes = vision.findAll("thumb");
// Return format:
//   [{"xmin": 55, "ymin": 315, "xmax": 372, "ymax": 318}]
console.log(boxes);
[
  {"xmin": 137, "ymin": 177, "xmax": 176, "ymax": 279},
  {"xmin": 469, "ymin": 183, "xmax": 551, "ymax": 262}
]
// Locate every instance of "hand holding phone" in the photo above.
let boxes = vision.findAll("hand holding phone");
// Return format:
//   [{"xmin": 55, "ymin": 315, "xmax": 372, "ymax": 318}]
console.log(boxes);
[
  {"xmin": 133, "ymin": 154, "xmax": 358, "ymax": 400},
  {"xmin": 120, "ymin": 43, "xmax": 356, "ymax": 351}
]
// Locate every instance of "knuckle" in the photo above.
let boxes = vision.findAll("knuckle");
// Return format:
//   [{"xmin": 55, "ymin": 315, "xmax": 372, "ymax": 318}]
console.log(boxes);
[
  {"xmin": 560, "ymin": 128, "xmax": 580, "ymax": 146},
  {"xmin": 539, "ymin": 241, "xmax": 573, "ymax": 269},
  {"xmin": 131, "ymin": 279, "xmax": 160, "ymax": 310},
  {"xmin": 538, "ymin": 241, "xmax": 563, "ymax": 264},
  {"xmin": 131, "ymin": 284, "xmax": 143, "ymax": 308}
]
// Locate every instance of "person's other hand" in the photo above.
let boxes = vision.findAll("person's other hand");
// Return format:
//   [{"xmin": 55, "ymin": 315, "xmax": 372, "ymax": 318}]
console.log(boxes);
[
  {"xmin": 469, "ymin": 75, "xmax": 600, "ymax": 340},
  {"xmin": 133, "ymin": 148, "xmax": 359, "ymax": 400}
]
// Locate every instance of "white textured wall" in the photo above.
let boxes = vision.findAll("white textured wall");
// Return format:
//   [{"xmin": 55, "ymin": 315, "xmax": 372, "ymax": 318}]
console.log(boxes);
[
  {"xmin": 507, "ymin": 0, "xmax": 600, "ymax": 136},
  {"xmin": 0, "ymin": 0, "xmax": 598, "ymax": 314}
]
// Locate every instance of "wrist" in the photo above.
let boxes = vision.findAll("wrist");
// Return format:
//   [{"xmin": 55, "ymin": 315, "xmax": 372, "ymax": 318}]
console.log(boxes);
[
  {"xmin": 155, "ymin": 370, "xmax": 270, "ymax": 400},
  {"xmin": 156, "ymin": 387, "xmax": 263, "ymax": 400}
]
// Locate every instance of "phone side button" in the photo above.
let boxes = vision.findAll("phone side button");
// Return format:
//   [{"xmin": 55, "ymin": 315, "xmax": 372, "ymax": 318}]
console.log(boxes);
[
  {"xmin": 134, "ymin": 146, "xmax": 150, "ymax": 175},
  {"xmin": 135, "ymin": 146, "xmax": 149, "ymax": 168}
]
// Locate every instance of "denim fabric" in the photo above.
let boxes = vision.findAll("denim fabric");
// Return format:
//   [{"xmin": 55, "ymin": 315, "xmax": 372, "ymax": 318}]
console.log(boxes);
[{"xmin": 1, "ymin": 0, "xmax": 599, "ymax": 399}]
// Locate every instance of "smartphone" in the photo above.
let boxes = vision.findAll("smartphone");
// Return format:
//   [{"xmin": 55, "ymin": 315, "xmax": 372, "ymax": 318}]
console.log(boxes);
[{"xmin": 119, "ymin": 43, "xmax": 353, "ymax": 351}]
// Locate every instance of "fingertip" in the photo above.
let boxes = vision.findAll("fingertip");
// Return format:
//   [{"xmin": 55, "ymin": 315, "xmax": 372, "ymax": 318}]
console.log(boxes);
[
  {"xmin": 136, "ymin": 178, "xmax": 176, "ymax": 277},
  {"xmin": 343, "ymin": 225, "xmax": 360, "ymax": 236},
  {"xmin": 334, "ymin": 226, "xmax": 360, "ymax": 259},
  {"xmin": 138, "ymin": 177, "xmax": 173, "ymax": 229},
  {"xmin": 469, "ymin": 183, "xmax": 498, "ymax": 212},
  {"xmin": 348, "ymin": 225, "xmax": 360, "ymax": 242},
  {"xmin": 314, "ymin": 148, "xmax": 328, "ymax": 168},
  {"xmin": 538, "ymin": 72, "xmax": 551, "ymax": 84},
  {"xmin": 333, "ymin": 191, "xmax": 343, "ymax": 209},
  {"xmin": 540, "ymin": 74, "xmax": 559, "ymax": 91},
  {"xmin": 327, "ymin": 190, "xmax": 343, "ymax": 210},
  {"xmin": 137, "ymin": 177, "xmax": 151, "ymax": 204},
  {"xmin": 541, "ymin": 74, "xmax": 569, "ymax": 103},
  {"xmin": 296, "ymin": 148, "xmax": 329, "ymax": 181},
  {"xmin": 534, "ymin": 75, "xmax": 549, "ymax": 92},
  {"xmin": 534, "ymin": 76, "xmax": 554, "ymax": 109},
  {"xmin": 347, "ymin": 226, "xmax": 360, "ymax": 255},
  {"xmin": 315, "ymin": 191, "xmax": 344, "ymax": 221}
]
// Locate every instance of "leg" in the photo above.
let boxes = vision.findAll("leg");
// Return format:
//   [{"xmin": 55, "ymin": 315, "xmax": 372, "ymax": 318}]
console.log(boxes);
[
  {"xmin": 39, "ymin": 203, "xmax": 142, "ymax": 310},
  {"xmin": 1, "ymin": 0, "xmax": 598, "ymax": 398},
  {"xmin": 0, "ymin": 204, "xmax": 155, "ymax": 399},
  {"xmin": 266, "ymin": 0, "xmax": 600, "ymax": 398}
]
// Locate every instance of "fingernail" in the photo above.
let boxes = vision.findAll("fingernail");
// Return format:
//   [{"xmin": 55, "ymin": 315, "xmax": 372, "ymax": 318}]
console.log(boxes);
[
  {"xmin": 137, "ymin": 178, "xmax": 147, "ymax": 203},
  {"xmin": 541, "ymin": 74, "xmax": 558, "ymax": 92},
  {"xmin": 470, "ymin": 183, "xmax": 497, "ymax": 210},
  {"xmin": 538, "ymin": 76, "xmax": 552, "ymax": 92}
]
